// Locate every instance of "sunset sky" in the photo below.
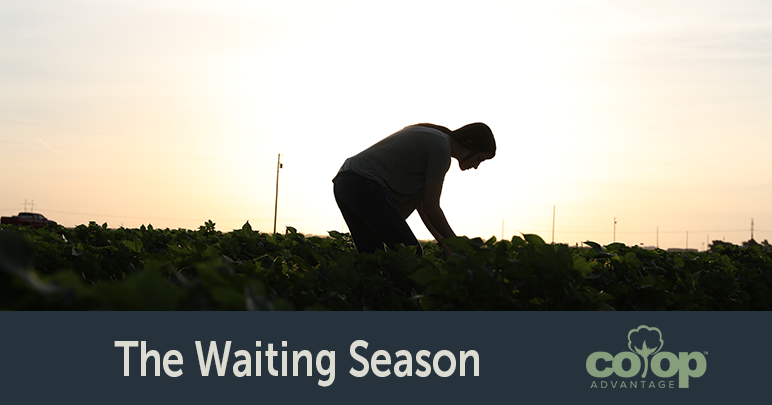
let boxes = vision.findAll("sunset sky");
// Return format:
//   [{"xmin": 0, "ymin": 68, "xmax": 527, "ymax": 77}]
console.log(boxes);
[{"xmin": 2, "ymin": 0, "xmax": 771, "ymax": 250}]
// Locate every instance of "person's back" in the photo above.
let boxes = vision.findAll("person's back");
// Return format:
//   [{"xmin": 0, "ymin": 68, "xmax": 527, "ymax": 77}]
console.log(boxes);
[
  {"xmin": 333, "ymin": 122, "xmax": 495, "ymax": 256},
  {"xmin": 334, "ymin": 125, "xmax": 451, "ymax": 218}
]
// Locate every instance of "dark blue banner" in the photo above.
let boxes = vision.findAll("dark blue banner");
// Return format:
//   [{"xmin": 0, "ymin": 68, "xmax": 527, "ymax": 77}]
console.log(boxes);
[{"xmin": 0, "ymin": 312, "xmax": 767, "ymax": 404}]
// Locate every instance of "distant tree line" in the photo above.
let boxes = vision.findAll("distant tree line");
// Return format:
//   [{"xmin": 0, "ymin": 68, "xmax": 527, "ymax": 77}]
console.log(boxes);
[{"xmin": 709, "ymin": 238, "xmax": 772, "ymax": 253}]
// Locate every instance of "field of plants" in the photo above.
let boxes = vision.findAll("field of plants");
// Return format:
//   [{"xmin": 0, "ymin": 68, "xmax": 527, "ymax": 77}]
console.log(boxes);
[{"xmin": 1, "ymin": 221, "xmax": 771, "ymax": 310}]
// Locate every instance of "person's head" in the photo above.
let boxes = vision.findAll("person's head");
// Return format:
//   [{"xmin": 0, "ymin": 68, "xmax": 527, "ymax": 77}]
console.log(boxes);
[
  {"xmin": 410, "ymin": 122, "xmax": 496, "ymax": 170},
  {"xmin": 409, "ymin": 122, "xmax": 496, "ymax": 157},
  {"xmin": 449, "ymin": 122, "xmax": 496, "ymax": 159}
]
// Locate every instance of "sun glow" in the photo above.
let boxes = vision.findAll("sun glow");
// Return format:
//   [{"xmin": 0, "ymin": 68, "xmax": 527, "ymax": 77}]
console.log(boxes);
[{"xmin": 2, "ymin": 1, "xmax": 772, "ymax": 248}]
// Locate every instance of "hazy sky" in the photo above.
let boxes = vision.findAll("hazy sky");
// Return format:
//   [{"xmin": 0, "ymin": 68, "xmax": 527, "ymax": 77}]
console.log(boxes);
[{"xmin": 2, "ymin": 0, "xmax": 771, "ymax": 250}]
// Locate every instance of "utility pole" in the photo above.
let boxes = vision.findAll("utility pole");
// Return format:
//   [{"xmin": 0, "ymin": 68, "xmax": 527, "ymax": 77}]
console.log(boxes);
[
  {"xmin": 551, "ymin": 205, "xmax": 555, "ymax": 244},
  {"xmin": 613, "ymin": 217, "xmax": 617, "ymax": 243},
  {"xmin": 273, "ymin": 153, "xmax": 283, "ymax": 234},
  {"xmin": 751, "ymin": 218, "xmax": 754, "ymax": 241}
]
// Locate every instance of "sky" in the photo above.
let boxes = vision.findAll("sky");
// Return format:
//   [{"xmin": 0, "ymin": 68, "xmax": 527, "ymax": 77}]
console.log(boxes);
[{"xmin": 2, "ymin": 0, "xmax": 771, "ymax": 250}]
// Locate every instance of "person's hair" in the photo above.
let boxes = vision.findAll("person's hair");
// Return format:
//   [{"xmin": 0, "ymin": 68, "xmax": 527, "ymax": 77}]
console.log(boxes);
[{"xmin": 410, "ymin": 122, "xmax": 496, "ymax": 158}]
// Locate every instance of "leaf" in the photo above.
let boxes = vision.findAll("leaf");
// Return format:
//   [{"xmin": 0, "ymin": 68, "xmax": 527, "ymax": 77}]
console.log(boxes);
[
  {"xmin": 408, "ymin": 266, "xmax": 442, "ymax": 285},
  {"xmin": 419, "ymin": 295, "xmax": 441, "ymax": 311},
  {"xmin": 583, "ymin": 241, "xmax": 614, "ymax": 258},
  {"xmin": 121, "ymin": 237, "xmax": 143, "ymax": 254},
  {"xmin": 624, "ymin": 252, "xmax": 643, "ymax": 269},
  {"xmin": 523, "ymin": 234, "xmax": 546, "ymax": 246},
  {"xmin": 0, "ymin": 230, "xmax": 34, "ymax": 272},
  {"xmin": 441, "ymin": 236, "xmax": 474, "ymax": 253},
  {"xmin": 573, "ymin": 255, "xmax": 593, "ymax": 276}
]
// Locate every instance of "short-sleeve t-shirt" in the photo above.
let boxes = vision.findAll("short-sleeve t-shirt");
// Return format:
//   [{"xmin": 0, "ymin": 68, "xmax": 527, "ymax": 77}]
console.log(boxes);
[{"xmin": 334, "ymin": 126, "xmax": 452, "ymax": 217}]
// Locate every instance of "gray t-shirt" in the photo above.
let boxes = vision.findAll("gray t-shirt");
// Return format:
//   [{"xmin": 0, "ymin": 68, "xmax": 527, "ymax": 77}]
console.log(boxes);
[{"xmin": 334, "ymin": 126, "xmax": 452, "ymax": 217}]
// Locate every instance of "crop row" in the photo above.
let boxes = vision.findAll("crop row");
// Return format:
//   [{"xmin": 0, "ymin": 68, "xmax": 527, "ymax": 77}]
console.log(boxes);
[{"xmin": 1, "ymin": 221, "xmax": 771, "ymax": 310}]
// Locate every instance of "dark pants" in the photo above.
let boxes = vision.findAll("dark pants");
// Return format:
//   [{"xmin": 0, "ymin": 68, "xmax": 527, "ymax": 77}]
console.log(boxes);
[{"xmin": 333, "ymin": 172, "xmax": 423, "ymax": 256}]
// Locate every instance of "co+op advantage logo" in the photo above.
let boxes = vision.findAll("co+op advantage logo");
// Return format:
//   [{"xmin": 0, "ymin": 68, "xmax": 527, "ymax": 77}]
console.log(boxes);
[{"xmin": 586, "ymin": 325, "xmax": 707, "ymax": 389}]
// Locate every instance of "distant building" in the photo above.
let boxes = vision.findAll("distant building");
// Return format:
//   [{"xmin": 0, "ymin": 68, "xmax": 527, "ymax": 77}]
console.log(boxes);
[{"xmin": 666, "ymin": 248, "xmax": 699, "ymax": 253}]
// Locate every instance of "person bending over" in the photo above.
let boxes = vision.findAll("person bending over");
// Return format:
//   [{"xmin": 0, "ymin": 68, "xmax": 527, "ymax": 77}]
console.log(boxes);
[{"xmin": 332, "ymin": 122, "xmax": 496, "ymax": 256}]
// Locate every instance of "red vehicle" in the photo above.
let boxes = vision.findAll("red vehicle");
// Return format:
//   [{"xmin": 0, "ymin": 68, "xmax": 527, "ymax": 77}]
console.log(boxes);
[{"xmin": 1, "ymin": 212, "xmax": 57, "ymax": 228}]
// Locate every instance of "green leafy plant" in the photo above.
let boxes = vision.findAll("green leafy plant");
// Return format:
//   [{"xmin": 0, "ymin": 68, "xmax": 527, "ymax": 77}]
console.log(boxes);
[{"xmin": 2, "ymin": 221, "xmax": 772, "ymax": 310}]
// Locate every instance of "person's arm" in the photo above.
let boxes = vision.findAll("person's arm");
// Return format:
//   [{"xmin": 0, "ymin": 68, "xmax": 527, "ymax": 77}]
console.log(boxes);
[
  {"xmin": 417, "ymin": 202, "xmax": 442, "ymax": 240},
  {"xmin": 417, "ymin": 178, "xmax": 456, "ymax": 255}
]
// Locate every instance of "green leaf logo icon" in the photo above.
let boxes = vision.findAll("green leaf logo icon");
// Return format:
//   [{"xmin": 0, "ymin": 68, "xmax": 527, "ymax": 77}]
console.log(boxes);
[{"xmin": 627, "ymin": 325, "xmax": 664, "ymax": 378}]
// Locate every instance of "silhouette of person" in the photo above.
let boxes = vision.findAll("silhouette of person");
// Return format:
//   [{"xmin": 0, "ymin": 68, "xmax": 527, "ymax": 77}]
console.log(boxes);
[{"xmin": 333, "ymin": 123, "xmax": 496, "ymax": 256}]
